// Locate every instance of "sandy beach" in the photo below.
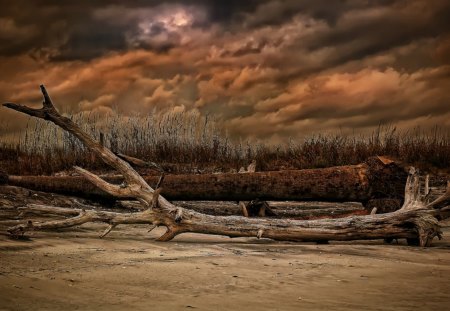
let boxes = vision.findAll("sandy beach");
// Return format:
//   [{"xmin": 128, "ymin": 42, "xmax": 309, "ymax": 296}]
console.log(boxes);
[{"xmin": 1, "ymin": 218, "xmax": 449, "ymax": 311}]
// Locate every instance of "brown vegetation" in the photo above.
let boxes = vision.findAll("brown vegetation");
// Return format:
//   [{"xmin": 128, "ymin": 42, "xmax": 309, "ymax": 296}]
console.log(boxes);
[
  {"xmin": 3, "ymin": 85, "xmax": 449, "ymax": 247},
  {"xmin": 0, "ymin": 108, "xmax": 448, "ymax": 175}
]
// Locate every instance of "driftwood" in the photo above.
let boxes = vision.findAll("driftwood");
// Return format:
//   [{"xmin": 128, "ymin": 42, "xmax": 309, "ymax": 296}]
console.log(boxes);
[
  {"xmin": 0, "ymin": 182, "xmax": 367, "ymax": 220},
  {"xmin": 122, "ymin": 200, "xmax": 369, "ymax": 219},
  {"xmin": 5, "ymin": 157, "xmax": 406, "ymax": 208},
  {"xmin": 3, "ymin": 85, "xmax": 450, "ymax": 246}
]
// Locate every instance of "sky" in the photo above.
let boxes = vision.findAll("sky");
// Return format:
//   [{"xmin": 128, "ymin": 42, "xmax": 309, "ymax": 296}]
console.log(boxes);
[{"xmin": 1, "ymin": 0, "xmax": 449, "ymax": 143}]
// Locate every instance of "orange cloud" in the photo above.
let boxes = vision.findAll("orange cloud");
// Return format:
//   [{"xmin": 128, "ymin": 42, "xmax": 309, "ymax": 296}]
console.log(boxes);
[{"xmin": 1, "ymin": 0, "xmax": 449, "ymax": 144}]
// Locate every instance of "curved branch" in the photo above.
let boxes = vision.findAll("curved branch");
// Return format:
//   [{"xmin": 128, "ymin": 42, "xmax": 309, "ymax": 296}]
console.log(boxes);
[
  {"xmin": 426, "ymin": 181, "xmax": 450, "ymax": 210},
  {"xmin": 8, "ymin": 205, "xmax": 155, "ymax": 237},
  {"xmin": 3, "ymin": 85, "xmax": 449, "ymax": 247},
  {"xmin": 8, "ymin": 210, "xmax": 93, "ymax": 236},
  {"xmin": 156, "ymin": 227, "xmax": 180, "ymax": 242},
  {"xmin": 100, "ymin": 224, "xmax": 117, "ymax": 238},
  {"xmin": 3, "ymin": 85, "xmax": 153, "ymax": 197},
  {"xmin": 74, "ymin": 166, "xmax": 133, "ymax": 198}
]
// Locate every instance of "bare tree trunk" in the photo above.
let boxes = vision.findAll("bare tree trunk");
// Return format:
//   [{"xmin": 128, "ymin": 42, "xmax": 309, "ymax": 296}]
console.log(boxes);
[
  {"xmin": 3, "ymin": 85, "xmax": 449, "ymax": 246},
  {"xmin": 5, "ymin": 157, "xmax": 407, "ymax": 205}
]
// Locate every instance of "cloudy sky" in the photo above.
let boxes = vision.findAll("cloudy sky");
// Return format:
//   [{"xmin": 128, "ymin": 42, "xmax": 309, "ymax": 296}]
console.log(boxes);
[{"xmin": 1, "ymin": 0, "xmax": 449, "ymax": 142}]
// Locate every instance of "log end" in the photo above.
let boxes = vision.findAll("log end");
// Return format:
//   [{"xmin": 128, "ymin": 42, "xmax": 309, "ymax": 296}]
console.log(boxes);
[
  {"xmin": 365, "ymin": 156, "xmax": 408, "ymax": 202},
  {"xmin": 375, "ymin": 156, "xmax": 395, "ymax": 165}
]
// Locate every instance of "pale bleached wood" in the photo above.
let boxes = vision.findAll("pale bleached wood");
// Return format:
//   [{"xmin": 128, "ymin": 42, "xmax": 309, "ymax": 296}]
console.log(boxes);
[{"xmin": 3, "ymin": 85, "xmax": 449, "ymax": 246}]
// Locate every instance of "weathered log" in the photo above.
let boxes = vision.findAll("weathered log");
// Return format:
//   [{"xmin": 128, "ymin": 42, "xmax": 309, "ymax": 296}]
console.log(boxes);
[
  {"xmin": 3, "ymin": 85, "xmax": 449, "ymax": 246},
  {"xmin": 0, "ymin": 183, "xmax": 368, "ymax": 220},
  {"xmin": 5, "ymin": 156, "xmax": 407, "ymax": 206},
  {"xmin": 119, "ymin": 200, "xmax": 368, "ymax": 219},
  {"xmin": 181, "ymin": 200, "xmax": 370, "ymax": 219},
  {"xmin": 7, "ymin": 178, "xmax": 450, "ymax": 245}
]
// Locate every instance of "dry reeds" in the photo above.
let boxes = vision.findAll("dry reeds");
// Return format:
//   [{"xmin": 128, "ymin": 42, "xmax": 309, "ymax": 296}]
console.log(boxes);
[{"xmin": 0, "ymin": 112, "xmax": 448, "ymax": 175}]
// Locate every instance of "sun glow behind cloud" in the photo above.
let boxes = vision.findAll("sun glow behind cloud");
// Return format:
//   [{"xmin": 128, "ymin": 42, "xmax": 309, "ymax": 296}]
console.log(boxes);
[
  {"xmin": 117, "ymin": 4, "xmax": 209, "ymax": 50},
  {"xmin": 0, "ymin": 0, "xmax": 449, "ymax": 143}
]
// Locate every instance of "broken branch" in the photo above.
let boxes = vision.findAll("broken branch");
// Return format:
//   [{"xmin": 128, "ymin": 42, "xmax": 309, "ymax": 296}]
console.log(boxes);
[{"xmin": 3, "ymin": 85, "xmax": 449, "ymax": 247}]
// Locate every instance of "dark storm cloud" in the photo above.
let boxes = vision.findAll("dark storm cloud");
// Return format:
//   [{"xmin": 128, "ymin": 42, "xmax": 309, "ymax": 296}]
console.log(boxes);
[
  {"xmin": 0, "ymin": 0, "xmax": 263, "ymax": 59},
  {"xmin": 251, "ymin": 0, "xmax": 450, "ymax": 84},
  {"xmin": 303, "ymin": 1, "xmax": 450, "ymax": 53},
  {"xmin": 1, "ymin": 0, "xmax": 450, "ymax": 143},
  {"xmin": 2, "ymin": 0, "xmax": 449, "ymax": 64}
]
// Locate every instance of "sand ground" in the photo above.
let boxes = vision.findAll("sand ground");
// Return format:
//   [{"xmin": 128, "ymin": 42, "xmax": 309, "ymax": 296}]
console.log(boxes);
[
  {"xmin": 0, "ymin": 183, "xmax": 449, "ymax": 311},
  {"xmin": 1, "ymin": 221, "xmax": 450, "ymax": 311}
]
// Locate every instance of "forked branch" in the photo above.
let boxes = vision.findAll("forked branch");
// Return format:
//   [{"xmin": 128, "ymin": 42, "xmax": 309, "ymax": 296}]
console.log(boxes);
[{"xmin": 3, "ymin": 85, "xmax": 450, "ymax": 246}]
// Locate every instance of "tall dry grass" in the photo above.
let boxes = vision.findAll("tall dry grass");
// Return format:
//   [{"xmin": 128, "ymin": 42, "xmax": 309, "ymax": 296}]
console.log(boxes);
[{"xmin": 0, "ymin": 111, "xmax": 448, "ymax": 175}]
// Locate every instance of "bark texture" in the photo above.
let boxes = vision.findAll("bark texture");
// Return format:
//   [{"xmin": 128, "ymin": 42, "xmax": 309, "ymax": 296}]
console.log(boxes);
[
  {"xmin": 5, "ymin": 157, "xmax": 407, "ymax": 205},
  {"xmin": 3, "ymin": 85, "xmax": 449, "ymax": 247}
]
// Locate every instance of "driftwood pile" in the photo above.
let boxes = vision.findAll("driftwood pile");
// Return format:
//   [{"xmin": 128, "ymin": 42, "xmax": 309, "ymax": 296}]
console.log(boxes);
[{"xmin": 2, "ymin": 85, "xmax": 450, "ymax": 246}]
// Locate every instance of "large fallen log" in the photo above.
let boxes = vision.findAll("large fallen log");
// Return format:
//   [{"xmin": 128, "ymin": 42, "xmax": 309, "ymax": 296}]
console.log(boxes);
[
  {"xmin": 3, "ymin": 85, "xmax": 449, "ymax": 246},
  {"xmin": 4, "ymin": 157, "xmax": 407, "ymax": 207},
  {"xmin": 7, "ymin": 173, "xmax": 450, "ymax": 246}
]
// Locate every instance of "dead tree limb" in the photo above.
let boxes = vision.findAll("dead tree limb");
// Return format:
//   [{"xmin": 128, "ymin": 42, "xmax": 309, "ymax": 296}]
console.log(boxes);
[
  {"xmin": 7, "ymin": 178, "xmax": 449, "ymax": 246},
  {"xmin": 116, "ymin": 153, "xmax": 165, "ymax": 190},
  {"xmin": 3, "ymin": 85, "xmax": 449, "ymax": 246},
  {"xmin": 5, "ymin": 157, "xmax": 407, "ymax": 207},
  {"xmin": 118, "ymin": 200, "xmax": 368, "ymax": 219}
]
